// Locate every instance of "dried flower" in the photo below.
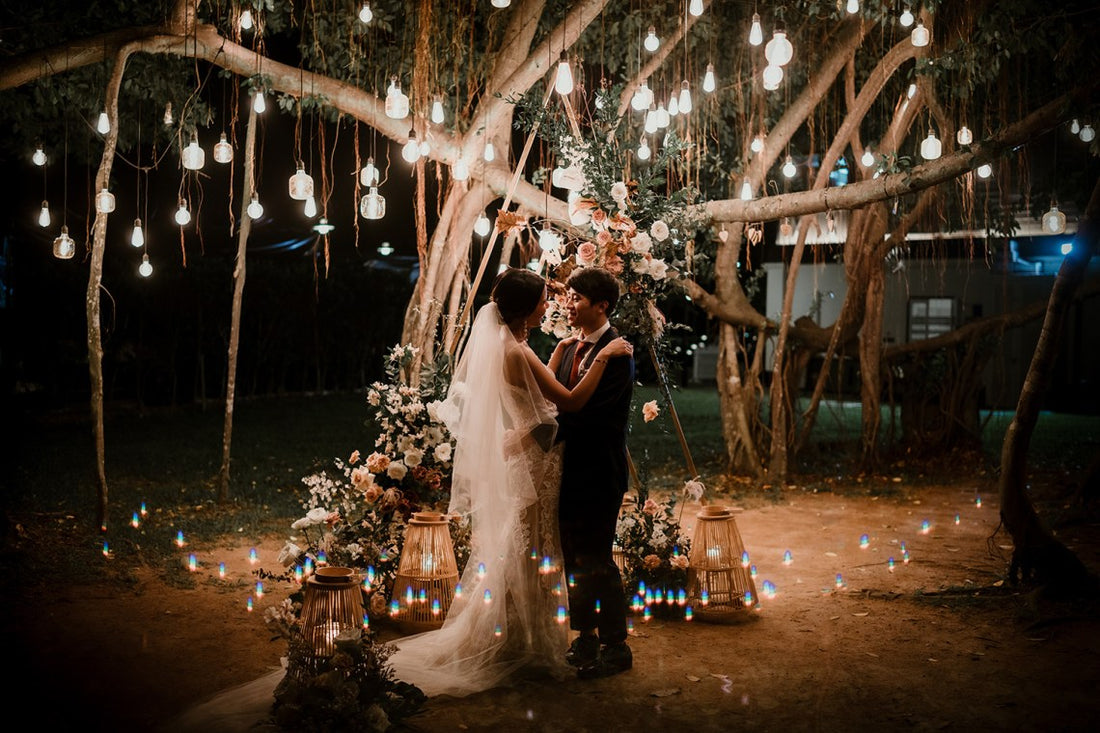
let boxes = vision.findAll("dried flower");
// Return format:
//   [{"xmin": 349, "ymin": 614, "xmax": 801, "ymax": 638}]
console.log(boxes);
[
  {"xmin": 642, "ymin": 400, "xmax": 660, "ymax": 422},
  {"xmin": 349, "ymin": 450, "xmax": 361, "ymax": 464},
  {"xmin": 643, "ymin": 553, "xmax": 662, "ymax": 570},
  {"xmin": 683, "ymin": 478, "xmax": 705, "ymax": 502},
  {"xmin": 386, "ymin": 462, "xmax": 408, "ymax": 481},
  {"xmin": 365, "ymin": 452, "xmax": 390, "ymax": 473},
  {"xmin": 642, "ymin": 498, "xmax": 660, "ymax": 515}
]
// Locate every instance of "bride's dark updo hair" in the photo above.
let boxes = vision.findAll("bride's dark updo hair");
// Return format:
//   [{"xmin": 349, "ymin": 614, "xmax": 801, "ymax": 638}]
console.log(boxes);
[{"xmin": 491, "ymin": 268, "xmax": 546, "ymax": 326}]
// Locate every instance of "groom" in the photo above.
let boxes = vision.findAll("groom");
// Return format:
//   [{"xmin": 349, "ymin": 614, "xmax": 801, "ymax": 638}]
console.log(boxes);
[{"xmin": 554, "ymin": 267, "xmax": 634, "ymax": 679}]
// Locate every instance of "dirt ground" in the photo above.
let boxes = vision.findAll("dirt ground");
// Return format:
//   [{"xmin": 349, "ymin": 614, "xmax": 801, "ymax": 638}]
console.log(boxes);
[{"xmin": 6, "ymin": 479, "xmax": 1100, "ymax": 732}]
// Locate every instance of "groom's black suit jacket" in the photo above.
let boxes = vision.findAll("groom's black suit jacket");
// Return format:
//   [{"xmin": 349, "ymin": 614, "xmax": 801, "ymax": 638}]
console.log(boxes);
[{"xmin": 554, "ymin": 327, "xmax": 635, "ymax": 500}]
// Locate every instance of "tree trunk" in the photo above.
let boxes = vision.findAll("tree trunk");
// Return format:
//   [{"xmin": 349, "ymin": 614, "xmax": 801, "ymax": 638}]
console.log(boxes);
[
  {"xmin": 999, "ymin": 175, "xmax": 1099, "ymax": 588},
  {"xmin": 217, "ymin": 105, "xmax": 257, "ymax": 503},
  {"xmin": 859, "ymin": 256, "xmax": 885, "ymax": 460}
]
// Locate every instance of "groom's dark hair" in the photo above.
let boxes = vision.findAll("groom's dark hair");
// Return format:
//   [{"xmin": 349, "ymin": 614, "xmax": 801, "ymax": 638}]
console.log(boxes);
[
  {"xmin": 491, "ymin": 267, "xmax": 546, "ymax": 325},
  {"xmin": 567, "ymin": 267, "xmax": 620, "ymax": 315}
]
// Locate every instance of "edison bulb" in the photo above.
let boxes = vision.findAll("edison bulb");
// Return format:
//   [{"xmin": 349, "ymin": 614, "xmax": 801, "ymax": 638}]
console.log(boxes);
[
  {"xmin": 130, "ymin": 218, "xmax": 145, "ymax": 248},
  {"xmin": 1042, "ymin": 204, "xmax": 1066, "ymax": 234},
  {"xmin": 846, "ymin": 0, "xmax": 859, "ymax": 14},
  {"xmin": 304, "ymin": 195, "xmax": 317, "ymax": 218},
  {"xmin": 740, "ymin": 180, "xmax": 754, "ymax": 201},
  {"xmin": 900, "ymin": 6, "xmax": 914, "ymax": 27},
  {"xmin": 32, "ymin": 145, "xmax": 46, "ymax": 166},
  {"xmin": 644, "ymin": 27, "xmax": 660, "ymax": 53},
  {"xmin": 474, "ymin": 213, "xmax": 491, "ymax": 237},
  {"xmin": 431, "ymin": 98, "xmax": 445, "ymax": 125},
  {"xmin": 96, "ymin": 189, "xmax": 116, "ymax": 214},
  {"xmin": 175, "ymin": 200, "xmax": 191, "ymax": 226},
  {"xmin": 483, "ymin": 141, "xmax": 496, "ymax": 162},
  {"xmin": 402, "ymin": 131, "xmax": 420, "ymax": 163},
  {"xmin": 38, "ymin": 201, "xmax": 50, "ymax": 227},
  {"xmin": 956, "ymin": 125, "xmax": 973, "ymax": 146},
  {"xmin": 689, "ymin": 0, "xmax": 704, "ymax": 17},
  {"xmin": 749, "ymin": 13, "xmax": 763, "ymax": 46},
  {"xmin": 678, "ymin": 81, "xmax": 692, "ymax": 113},
  {"xmin": 53, "ymin": 226, "xmax": 75, "ymax": 260},
  {"xmin": 247, "ymin": 196, "xmax": 263, "ymax": 219},
  {"xmin": 239, "ymin": 9, "xmax": 253, "ymax": 31},
  {"xmin": 213, "ymin": 133, "xmax": 233, "ymax": 163},
  {"xmin": 139, "ymin": 253, "xmax": 153, "ymax": 278},
  {"xmin": 911, "ymin": 20, "xmax": 930, "ymax": 47},
  {"xmin": 645, "ymin": 107, "xmax": 659, "ymax": 134},
  {"xmin": 920, "ymin": 130, "xmax": 942, "ymax": 160},
  {"xmin": 360, "ymin": 158, "xmax": 379, "ymax": 187},
  {"xmin": 253, "ymin": 90, "xmax": 266, "ymax": 114},
  {"xmin": 1081, "ymin": 124, "xmax": 1096, "ymax": 143},
  {"xmin": 631, "ymin": 81, "xmax": 652, "ymax": 111},
  {"xmin": 97, "ymin": 111, "xmax": 110, "ymax": 134},
  {"xmin": 452, "ymin": 158, "xmax": 469, "ymax": 181},
  {"xmin": 751, "ymin": 135, "xmax": 765, "ymax": 153},
  {"xmin": 1070, "ymin": 119, "xmax": 1081, "ymax": 134},
  {"xmin": 861, "ymin": 148, "xmax": 875, "ymax": 167},
  {"xmin": 782, "ymin": 156, "xmax": 797, "ymax": 178},
  {"xmin": 637, "ymin": 137, "xmax": 651, "ymax": 161},
  {"xmin": 976, "ymin": 163, "xmax": 992, "ymax": 179},
  {"xmin": 656, "ymin": 102, "xmax": 670, "ymax": 128},
  {"xmin": 764, "ymin": 30, "xmax": 793, "ymax": 67},
  {"xmin": 703, "ymin": 64, "xmax": 716, "ymax": 93},
  {"xmin": 555, "ymin": 58, "xmax": 574, "ymax": 95},
  {"xmin": 358, "ymin": 2, "xmax": 372, "ymax": 23},
  {"xmin": 668, "ymin": 93, "xmax": 679, "ymax": 116},
  {"xmin": 762, "ymin": 64, "xmax": 783, "ymax": 90}
]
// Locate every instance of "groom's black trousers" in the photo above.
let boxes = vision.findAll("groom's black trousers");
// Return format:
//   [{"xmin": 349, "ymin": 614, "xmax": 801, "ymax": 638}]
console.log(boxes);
[{"xmin": 559, "ymin": 485, "xmax": 628, "ymax": 645}]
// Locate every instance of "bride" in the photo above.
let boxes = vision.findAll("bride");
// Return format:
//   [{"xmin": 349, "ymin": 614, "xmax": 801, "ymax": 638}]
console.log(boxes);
[{"xmin": 387, "ymin": 267, "xmax": 632, "ymax": 697}]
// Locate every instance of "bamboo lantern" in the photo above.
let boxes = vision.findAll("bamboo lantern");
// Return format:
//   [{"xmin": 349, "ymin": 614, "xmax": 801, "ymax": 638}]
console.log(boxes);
[
  {"xmin": 686, "ymin": 506, "xmax": 758, "ymax": 622},
  {"xmin": 289, "ymin": 566, "xmax": 364, "ymax": 678},
  {"xmin": 392, "ymin": 511, "xmax": 459, "ymax": 631}
]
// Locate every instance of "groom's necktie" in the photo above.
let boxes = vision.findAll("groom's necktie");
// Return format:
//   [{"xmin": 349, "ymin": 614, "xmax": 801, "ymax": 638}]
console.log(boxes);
[{"xmin": 569, "ymin": 342, "xmax": 592, "ymax": 387}]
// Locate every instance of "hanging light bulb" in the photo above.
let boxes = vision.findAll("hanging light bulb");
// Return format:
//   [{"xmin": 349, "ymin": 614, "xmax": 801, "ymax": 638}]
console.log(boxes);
[
  {"xmin": 419, "ymin": 137, "xmax": 431, "ymax": 156},
  {"xmin": 1042, "ymin": 204, "xmax": 1066, "ymax": 234},
  {"xmin": 703, "ymin": 64, "xmax": 716, "ymax": 93},
  {"xmin": 846, "ymin": 0, "xmax": 859, "ymax": 14},
  {"xmin": 175, "ymin": 199, "xmax": 191, "ymax": 226},
  {"xmin": 555, "ymin": 56, "xmax": 574, "ymax": 95},
  {"xmin": 1081, "ymin": 124, "xmax": 1096, "ymax": 142},
  {"xmin": 385, "ymin": 78, "xmax": 409, "ymax": 119},
  {"xmin": 38, "ymin": 201, "xmax": 51, "ymax": 228},
  {"xmin": 689, "ymin": 0, "xmax": 704, "ymax": 17},
  {"xmin": 163, "ymin": 102, "xmax": 174, "ymax": 127},
  {"xmin": 288, "ymin": 164, "xmax": 314, "ymax": 200},
  {"xmin": 911, "ymin": 20, "xmax": 930, "ymax": 47},
  {"xmin": 765, "ymin": 30, "xmax": 793, "ymax": 67},
  {"xmin": 253, "ymin": 90, "xmax": 266, "ymax": 114},
  {"xmin": 431, "ymin": 98, "xmax": 445, "ymax": 125},
  {"xmin": 97, "ymin": 111, "xmax": 110, "ymax": 135},
  {"xmin": 749, "ymin": 13, "xmax": 763, "ymax": 46},
  {"xmin": 668, "ymin": 93, "xmax": 679, "ymax": 117},
  {"xmin": 644, "ymin": 27, "xmax": 660, "ymax": 53},
  {"xmin": 762, "ymin": 64, "xmax": 783, "ymax": 91},
  {"xmin": 360, "ymin": 158, "xmax": 380, "ymax": 186},
  {"xmin": 631, "ymin": 80, "xmax": 653, "ymax": 111},
  {"xmin": 920, "ymin": 129, "xmax": 942, "ymax": 160},
  {"xmin": 678, "ymin": 81, "xmax": 692, "ymax": 114},
  {"xmin": 645, "ymin": 106, "xmax": 659, "ymax": 134},
  {"xmin": 360, "ymin": 187, "xmax": 386, "ymax": 219},
  {"xmin": 483, "ymin": 140, "xmax": 496, "ymax": 162},
  {"xmin": 1069, "ymin": 118, "xmax": 1081, "ymax": 134},
  {"xmin": 538, "ymin": 226, "xmax": 562, "ymax": 252},
  {"xmin": 907, "ymin": 83, "xmax": 918, "ymax": 99},
  {"xmin": 899, "ymin": 6, "xmax": 914, "ymax": 27},
  {"xmin": 32, "ymin": 144, "xmax": 47, "ymax": 167},
  {"xmin": 313, "ymin": 217, "xmax": 334, "ymax": 235},
  {"xmin": 247, "ymin": 195, "xmax": 263, "ymax": 219},
  {"xmin": 861, "ymin": 148, "xmax": 875, "ymax": 167},
  {"xmin": 452, "ymin": 157, "xmax": 469, "ymax": 181},
  {"xmin": 637, "ymin": 136, "xmax": 652, "ymax": 161},
  {"xmin": 358, "ymin": 2, "xmax": 373, "ymax": 23},
  {"xmin": 751, "ymin": 134, "xmax": 765, "ymax": 153},
  {"xmin": 402, "ymin": 130, "xmax": 420, "ymax": 163},
  {"xmin": 53, "ymin": 226, "xmax": 75, "ymax": 260},
  {"xmin": 782, "ymin": 155, "xmax": 797, "ymax": 178},
  {"xmin": 304, "ymin": 195, "xmax": 317, "ymax": 218},
  {"xmin": 239, "ymin": 9, "xmax": 254, "ymax": 31},
  {"xmin": 740, "ymin": 179, "xmax": 754, "ymax": 201},
  {"xmin": 213, "ymin": 132, "xmax": 233, "ymax": 163},
  {"xmin": 656, "ymin": 102, "xmax": 670, "ymax": 129},
  {"xmin": 139, "ymin": 253, "xmax": 153, "ymax": 278},
  {"xmin": 491, "ymin": 0, "xmax": 511, "ymax": 7},
  {"xmin": 976, "ymin": 163, "xmax": 993, "ymax": 179},
  {"xmin": 96, "ymin": 189, "xmax": 115, "ymax": 213},
  {"xmin": 474, "ymin": 213, "xmax": 491, "ymax": 237},
  {"xmin": 956, "ymin": 125, "xmax": 973, "ymax": 146},
  {"xmin": 130, "ymin": 218, "xmax": 145, "ymax": 247},
  {"xmin": 181, "ymin": 138, "xmax": 205, "ymax": 170}
]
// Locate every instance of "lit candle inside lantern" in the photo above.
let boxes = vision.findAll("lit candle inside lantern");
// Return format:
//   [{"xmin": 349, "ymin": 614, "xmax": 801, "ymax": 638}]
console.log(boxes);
[
  {"xmin": 903, "ymin": 550, "xmax": 911, "ymax": 564},
  {"xmin": 249, "ymin": 548, "xmax": 258, "ymax": 564},
  {"xmin": 685, "ymin": 606, "xmax": 694, "ymax": 621},
  {"xmin": 247, "ymin": 597, "xmax": 253, "ymax": 612},
  {"xmin": 255, "ymin": 581, "xmax": 264, "ymax": 598},
  {"xmin": 920, "ymin": 520, "xmax": 931, "ymax": 534},
  {"xmin": 627, "ymin": 619, "xmax": 634, "ymax": 634},
  {"xmin": 131, "ymin": 512, "xmax": 140, "ymax": 528},
  {"xmin": 483, "ymin": 589, "xmax": 493, "ymax": 605},
  {"xmin": 494, "ymin": 624, "xmax": 503, "ymax": 637},
  {"xmin": 553, "ymin": 583, "xmax": 562, "ymax": 596},
  {"xmin": 783, "ymin": 549, "xmax": 793, "ymax": 565},
  {"xmin": 638, "ymin": 581, "xmax": 647, "ymax": 596},
  {"xmin": 976, "ymin": 496, "xmax": 982, "ymax": 508},
  {"xmin": 860, "ymin": 534, "xmax": 870, "ymax": 549},
  {"xmin": 176, "ymin": 531, "xmax": 185, "ymax": 547},
  {"xmin": 888, "ymin": 557, "xmax": 895, "ymax": 572},
  {"xmin": 431, "ymin": 598, "xmax": 441, "ymax": 616},
  {"xmin": 557, "ymin": 606, "xmax": 567, "ymax": 624},
  {"xmin": 477, "ymin": 562, "xmax": 487, "ymax": 579},
  {"xmin": 645, "ymin": 590, "xmax": 654, "ymax": 606},
  {"xmin": 187, "ymin": 554, "xmax": 197, "ymax": 571},
  {"xmin": 741, "ymin": 551, "xmax": 751, "ymax": 568},
  {"xmin": 220, "ymin": 562, "xmax": 227, "ymax": 579},
  {"xmin": 666, "ymin": 589, "xmax": 675, "ymax": 604},
  {"xmin": 835, "ymin": 573, "xmax": 844, "ymax": 588},
  {"xmin": 954, "ymin": 514, "xmax": 961, "ymax": 525},
  {"xmin": 421, "ymin": 552, "xmax": 434, "ymax": 574},
  {"xmin": 707, "ymin": 546, "xmax": 720, "ymax": 562}
]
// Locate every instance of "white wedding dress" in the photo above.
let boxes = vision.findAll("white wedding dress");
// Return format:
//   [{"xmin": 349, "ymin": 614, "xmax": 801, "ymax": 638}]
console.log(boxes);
[{"xmin": 387, "ymin": 302, "xmax": 570, "ymax": 697}]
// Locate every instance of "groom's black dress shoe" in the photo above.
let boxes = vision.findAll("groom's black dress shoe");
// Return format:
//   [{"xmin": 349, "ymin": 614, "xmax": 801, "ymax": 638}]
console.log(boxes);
[
  {"xmin": 576, "ymin": 642, "xmax": 632, "ymax": 680},
  {"xmin": 565, "ymin": 635, "xmax": 600, "ymax": 668}
]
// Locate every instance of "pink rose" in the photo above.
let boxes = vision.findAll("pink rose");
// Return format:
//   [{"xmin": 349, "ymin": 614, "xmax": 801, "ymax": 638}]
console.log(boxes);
[
  {"xmin": 617, "ymin": 237, "xmax": 633, "ymax": 254},
  {"xmin": 365, "ymin": 452, "xmax": 390, "ymax": 473},
  {"xmin": 604, "ymin": 255, "xmax": 624, "ymax": 275},
  {"xmin": 576, "ymin": 241, "xmax": 598, "ymax": 265},
  {"xmin": 596, "ymin": 229, "xmax": 614, "ymax": 247},
  {"xmin": 591, "ymin": 208, "xmax": 608, "ymax": 228},
  {"xmin": 364, "ymin": 486, "xmax": 382, "ymax": 503},
  {"xmin": 642, "ymin": 400, "xmax": 660, "ymax": 422},
  {"xmin": 643, "ymin": 554, "xmax": 662, "ymax": 570},
  {"xmin": 642, "ymin": 498, "xmax": 660, "ymax": 516}
]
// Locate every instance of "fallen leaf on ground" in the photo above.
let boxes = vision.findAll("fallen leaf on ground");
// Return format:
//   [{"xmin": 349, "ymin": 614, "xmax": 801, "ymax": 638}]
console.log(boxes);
[
  {"xmin": 686, "ymin": 675, "xmax": 701, "ymax": 682},
  {"xmin": 852, "ymin": 612, "xmax": 869, "ymax": 617},
  {"xmin": 651, "ymin": 688, "xmax": 681, "ymax": 697}
]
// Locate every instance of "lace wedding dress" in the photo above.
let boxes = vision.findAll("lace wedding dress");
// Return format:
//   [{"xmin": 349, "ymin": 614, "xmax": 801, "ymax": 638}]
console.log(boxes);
[{"xmin": 387, "ymin": 303, "xmax": 570, "ymax": 697}]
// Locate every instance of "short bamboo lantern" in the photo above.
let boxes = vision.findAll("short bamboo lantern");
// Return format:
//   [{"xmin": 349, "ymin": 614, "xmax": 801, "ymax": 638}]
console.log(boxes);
[
  {"xmin": 392, "ymin": 511, "xmax": 460, "ymax": 631},
  {"xmin": 686, "ymin": 506, "xmax": 758, "ymax": 622},
  {"xmin": 289, "ymin": 566, "xmax": 364, "ymax": 677}
]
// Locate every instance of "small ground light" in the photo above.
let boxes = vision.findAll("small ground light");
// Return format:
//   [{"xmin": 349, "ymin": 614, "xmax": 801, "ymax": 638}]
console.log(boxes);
[
  {"xmin": 783, "ymin": 550, "xmax": 793, "ymax": 565},
  {"xmin": 920, "ymin": 520, "xmax": 931, "ymax": 534},
  {"xmin": 131, "ymin": 512, "xmax": 140, "ymax": 528},
  {"xmin": 557, "ymin": 606, "xmax": 567, "ymax": 624},
  {"xmin": 102, "ymin": 541, "xmax": 111, "ymax": 557},
  {"xmin": 835, "ymin": 573, "xmax": 844, "ymax": 588},
  {"xmin": 860, "ymin": 534, "xmax": 870, "ymax": 548},
  {"xmin": 176, "ymin": 531, "xmax": 185, "ymax": 547},
  {"xmin": 249, "ymin": 548, "xmax": 258, "ymax": 564},
  {"xmin": 219, "ymin": 562, "xmax": 226, "ymax": 579},
  {"xmin": 955, "ymin": 514, "xmax": 961, "ymax": 525},
  {"xmin": 255, "ymin": 581, "xmax": 264, "ymax": 598},
  {"xmin": 140, "ymin": 502, "xmax": 147, "ymax": 516},
  {"xmin": 976, "ymin": 496, "xmax": 982, "ymax": 508},
  {"xmin": 685, "ymin": 606, "xmax": 694, "ymax": 621},
  {"xmin": 188, "ymin": 554, "xmax": 197, "ymax": 571},
  {"xmin": 246, "ymin": 597, "xmax": 253, "ymax": 612},
  {"xmin": 888, "ymin": 557, "xmax": 896, "ymax": 572},
  {"xmin": 494, "ymin": 624, "xmax": 502, "ymax": 637}
]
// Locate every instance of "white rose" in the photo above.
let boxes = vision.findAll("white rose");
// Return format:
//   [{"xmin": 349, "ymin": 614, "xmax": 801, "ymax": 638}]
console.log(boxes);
[
  {"xmin": 610, "ymin": 181, "xmax": 628, "ymax": 203},
  {"xmin": 404, "ymin": 448, "xmax": 424, "ymax": 467},
  {"xmin": 306, "ymin": 507, "xmax": 329, "ymax": 524},
  {"xmin": 648, "ymin": 259, "xmax": 670, "ymax": 280},
  {"xmin": 387, "ymin": 462, "xmax": 408, "ymax": 481},
  {"xmin": 434, "ymin": 442, "xmax": 453, "ymax": 462},
  {"xmin": 650, "ymin": 220, "xmax": 670, "ymax": 242},
  {"xmin": 426, "ymin": 400, "xmax": 443, "ymax": 422},
  {"xmin": 631, "ymin": 231, "xmax": 653, "ymax": 253}
]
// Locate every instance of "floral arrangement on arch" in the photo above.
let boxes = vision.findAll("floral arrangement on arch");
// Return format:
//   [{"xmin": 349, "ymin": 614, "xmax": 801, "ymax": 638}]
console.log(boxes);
[{"xmin": 261, "ymin": 345, "xmax": 470, "ymax": 621}]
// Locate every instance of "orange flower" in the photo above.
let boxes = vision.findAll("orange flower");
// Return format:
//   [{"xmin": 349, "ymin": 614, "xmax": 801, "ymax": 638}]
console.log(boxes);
[
  {"xmin": 591, "ymin": 208, "xmax": 608, "ymax": 228},
  {"xmin": 596, "ymin": 229, "xmax": 613, "ymax": 246},
  {"xmin": 348, "ymin": 450, "xmax": 361, "ymax": 464},
  {"xmin": 608, "ymin": 212, "xmax": 635, "ymax": 232},
  {"xmin": 576, "ymin": 241, "xmax": 598, "ymax": 265},
  {"xmin": 604, "ymin": 255, "xmax": 624, "ymax": 275}
]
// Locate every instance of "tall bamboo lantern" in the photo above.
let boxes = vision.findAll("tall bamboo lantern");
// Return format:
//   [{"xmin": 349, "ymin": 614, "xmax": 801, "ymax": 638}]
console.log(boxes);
[
  {"xmin": 289, "ymin": 566, "xmax": 364, "ymax": 677},
  {"xmin": 392, "ymin": 511, "xmax": 460, "ymax": 631},
  {"xmin": 686, "ymin": 506, "xmax": 758, "ymax": 622}
]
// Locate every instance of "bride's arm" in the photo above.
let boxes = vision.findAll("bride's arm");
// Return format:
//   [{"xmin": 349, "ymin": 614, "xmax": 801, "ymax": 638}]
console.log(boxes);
[
  {"xmin": 522, "ymin": 338, "xmax": 632, "ymax": 411},
  {"xmin": 546, "ymin": 338, "xmax": 575, "ymax": 373}
]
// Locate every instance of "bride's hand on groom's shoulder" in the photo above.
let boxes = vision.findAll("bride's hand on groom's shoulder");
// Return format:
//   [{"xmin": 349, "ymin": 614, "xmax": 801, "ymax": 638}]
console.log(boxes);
[{"xmin": 601, "ymin": 337, "xmax": 633, "ymax": 358}]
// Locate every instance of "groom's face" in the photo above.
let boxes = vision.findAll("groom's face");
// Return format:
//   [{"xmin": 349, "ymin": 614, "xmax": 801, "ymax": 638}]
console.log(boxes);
[{"xmin": 566, "ymin": 289, "xmax": 606, "ymax": 333}]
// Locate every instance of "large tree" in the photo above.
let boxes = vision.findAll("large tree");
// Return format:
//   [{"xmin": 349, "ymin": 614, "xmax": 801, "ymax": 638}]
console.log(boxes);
[{"xmin": 2, "ymin": 1, "xmax": 1098, "ymax": 538}]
